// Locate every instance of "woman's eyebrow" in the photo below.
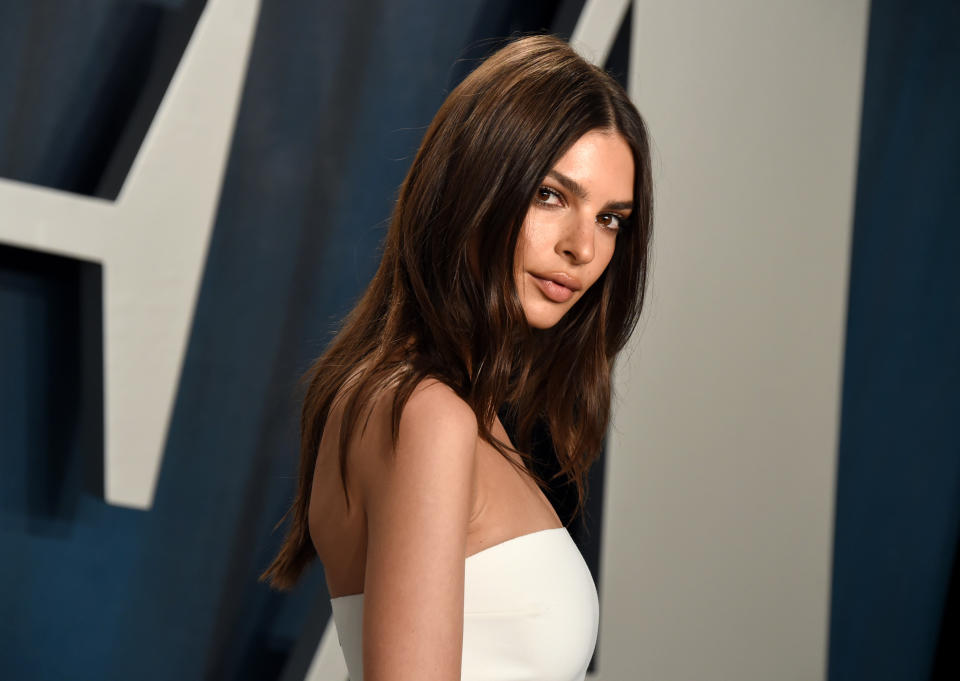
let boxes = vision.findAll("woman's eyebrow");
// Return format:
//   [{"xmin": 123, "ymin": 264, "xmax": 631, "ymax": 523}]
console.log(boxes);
[
  {"xmin": 547, "ymin": 169, "xmax": 588, "ymax": 200},
  {"xmin": 546, "ymin": 169, "xmax": 633, "ymax": 212},
  {"xmin": 604, "ymin": 199, "xmax": 634, "ymax": 212}
]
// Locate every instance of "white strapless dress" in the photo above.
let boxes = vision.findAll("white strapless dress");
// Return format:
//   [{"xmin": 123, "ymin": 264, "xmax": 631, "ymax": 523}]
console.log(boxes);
[{"xmin": 329, "ymin": 526, "xmax": 599, "ymax": 681}]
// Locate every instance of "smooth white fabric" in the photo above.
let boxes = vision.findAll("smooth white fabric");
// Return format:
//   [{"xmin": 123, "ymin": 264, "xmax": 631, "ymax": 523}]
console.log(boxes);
[{"xmin": 330, "ymin": 526, "xmax": 599, "ymax": 681}]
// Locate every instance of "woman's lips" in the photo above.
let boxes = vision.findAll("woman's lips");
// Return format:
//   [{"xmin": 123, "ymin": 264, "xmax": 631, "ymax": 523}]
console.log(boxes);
[{"xmin": 531, "ymin": 273, "xmax": 575, "ymax": 303}]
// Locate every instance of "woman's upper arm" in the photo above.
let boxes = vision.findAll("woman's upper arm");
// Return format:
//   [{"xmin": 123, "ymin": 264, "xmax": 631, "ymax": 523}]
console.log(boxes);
[{"xmin": 360, "ymin": 379, "xmax": 478, "ymax": 681}]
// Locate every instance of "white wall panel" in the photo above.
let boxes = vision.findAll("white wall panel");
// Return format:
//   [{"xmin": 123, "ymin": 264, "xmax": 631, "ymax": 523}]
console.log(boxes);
[{"xmin": 599, "ymin": 2, "xmax": 869, "ymax": 679}]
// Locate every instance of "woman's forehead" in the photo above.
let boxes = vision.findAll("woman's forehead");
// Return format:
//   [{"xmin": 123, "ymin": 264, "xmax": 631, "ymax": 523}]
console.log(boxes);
[{"xmin": 548, "ymin": 130, "xmax": 634, "ymax": 203}]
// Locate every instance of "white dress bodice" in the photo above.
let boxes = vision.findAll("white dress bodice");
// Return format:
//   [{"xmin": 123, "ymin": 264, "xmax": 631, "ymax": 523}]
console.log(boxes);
[{"xmin": 329, "ymin": 526, "xmax": 599, "ymax": 681}]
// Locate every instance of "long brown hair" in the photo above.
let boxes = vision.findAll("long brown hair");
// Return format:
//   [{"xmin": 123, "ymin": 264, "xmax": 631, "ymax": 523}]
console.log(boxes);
[{"xmin": 262, "ymin": 34, "xmax": 653, "ymax": 590}]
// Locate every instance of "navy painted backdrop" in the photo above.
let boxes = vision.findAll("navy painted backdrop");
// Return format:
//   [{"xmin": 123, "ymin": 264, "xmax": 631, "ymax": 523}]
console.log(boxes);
[{"xmin": 829, "ymin": 2, "xmax": 959, "ymax": 680}]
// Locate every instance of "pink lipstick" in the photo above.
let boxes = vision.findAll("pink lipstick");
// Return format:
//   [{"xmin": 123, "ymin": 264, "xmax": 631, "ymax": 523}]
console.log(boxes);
[{"xmin": 530, "ymin": 273, "xmax": 577, "ymax": 303}]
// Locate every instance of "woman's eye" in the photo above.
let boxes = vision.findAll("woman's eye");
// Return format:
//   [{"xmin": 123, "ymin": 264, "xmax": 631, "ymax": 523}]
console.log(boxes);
[
  {"xmin": 597, "ymin": 214, "xmax": 623, "ymax": 231},
  {"xmin": 535, "ymin": 186, "xmax": 563, "ymax": 206}
]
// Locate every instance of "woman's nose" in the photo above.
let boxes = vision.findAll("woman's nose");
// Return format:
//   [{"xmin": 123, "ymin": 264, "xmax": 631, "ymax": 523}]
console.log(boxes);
[{"xmin": 556, "ymin": 212, "xmax": 595, "ymax": 264}]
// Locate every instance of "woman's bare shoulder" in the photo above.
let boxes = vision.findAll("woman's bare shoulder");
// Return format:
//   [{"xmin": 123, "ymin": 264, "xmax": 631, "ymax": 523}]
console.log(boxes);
[
  {"xmin": 333, "ymin": 375, "xmax": 478, "ymax": 496},
  {"xmin": 399, "ymin": 377, "xmax": 478, "ymax": 440},
  {"xmin": 359, "ymin": 377, "xmax": 478, "ymax": 678}
]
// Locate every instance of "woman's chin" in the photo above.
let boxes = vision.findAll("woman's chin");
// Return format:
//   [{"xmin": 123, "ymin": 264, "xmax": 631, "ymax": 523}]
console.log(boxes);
[{"xmin": 522, "ymin": 305, "xmax": 567, "ymax": 329}]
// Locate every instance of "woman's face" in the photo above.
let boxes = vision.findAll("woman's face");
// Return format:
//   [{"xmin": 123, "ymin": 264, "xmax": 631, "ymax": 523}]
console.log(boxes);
[{"xmin": 514, "ymin": 128, "xmax": 635, "ymax": 329}]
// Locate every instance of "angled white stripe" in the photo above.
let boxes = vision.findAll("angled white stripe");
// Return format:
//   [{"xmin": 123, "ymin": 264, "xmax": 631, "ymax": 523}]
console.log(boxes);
[
  {"xmin": 570, "ymin": 0, "xmax": 631, "ymax": 66},
  {"xmin": 0, "ymin": 0, "xmax": 262, "ymax": 508},
  {"xmin": 304, "ymin": 618, "xmax": 349, "ymax": 681}
]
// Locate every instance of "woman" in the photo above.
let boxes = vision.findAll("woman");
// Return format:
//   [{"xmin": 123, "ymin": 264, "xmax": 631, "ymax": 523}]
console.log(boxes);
[{"xmin": 263, "ymin": 34, "xmax": 653, "ymax": 680}]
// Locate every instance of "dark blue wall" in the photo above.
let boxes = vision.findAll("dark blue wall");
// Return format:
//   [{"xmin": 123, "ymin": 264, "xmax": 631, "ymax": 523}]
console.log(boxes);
[{"xmin": 828, "ymin": 1, "xmax": 960, "ymax": 680}]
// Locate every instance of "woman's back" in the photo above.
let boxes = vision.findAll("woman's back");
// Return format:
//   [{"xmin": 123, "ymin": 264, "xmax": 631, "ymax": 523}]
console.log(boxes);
[
  {"xmin": 308, "ymin": 377, "xmax": 597, "ymax": 680},
  {"xmin": 308, "ymin": 376, "xmax": 564, "ymax": 601}
]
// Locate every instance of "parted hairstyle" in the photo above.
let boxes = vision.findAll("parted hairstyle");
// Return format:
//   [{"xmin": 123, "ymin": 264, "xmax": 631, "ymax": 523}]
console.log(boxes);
[{"xmin": 262, "ymin": 34, "xmax": 653, "ymax": 590}]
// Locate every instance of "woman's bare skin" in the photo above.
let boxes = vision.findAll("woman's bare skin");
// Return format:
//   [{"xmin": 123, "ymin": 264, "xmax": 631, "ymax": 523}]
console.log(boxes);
[{"xmin": 310, "ymin": 379, "xmax": 562, "ymax": 602}]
